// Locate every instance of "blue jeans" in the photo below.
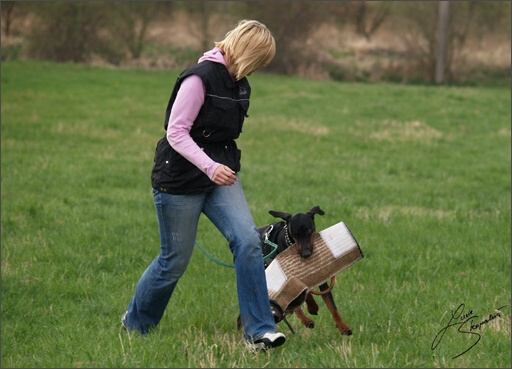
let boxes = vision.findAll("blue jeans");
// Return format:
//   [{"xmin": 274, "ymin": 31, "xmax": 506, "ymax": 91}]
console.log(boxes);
[{"xmin": 124, "ymin": 177, "xmax": 278, "ymax": 341}]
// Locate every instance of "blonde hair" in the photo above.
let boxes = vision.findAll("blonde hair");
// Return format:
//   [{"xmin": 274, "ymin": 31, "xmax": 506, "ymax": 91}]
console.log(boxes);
[{"xmin": 215, "ymin": 20, "xmax": 276, "ymax": 81}]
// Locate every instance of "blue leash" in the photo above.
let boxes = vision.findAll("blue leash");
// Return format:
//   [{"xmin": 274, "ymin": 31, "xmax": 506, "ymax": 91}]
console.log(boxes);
[{"xmin": 195, "ymin": 238, "xmax": 279, "ymax": 269}]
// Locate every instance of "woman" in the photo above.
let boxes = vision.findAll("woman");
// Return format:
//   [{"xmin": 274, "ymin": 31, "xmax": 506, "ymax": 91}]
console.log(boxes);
[{"xmin": 121, "ymin": 20, "xmax": 285, "ymax": 351}]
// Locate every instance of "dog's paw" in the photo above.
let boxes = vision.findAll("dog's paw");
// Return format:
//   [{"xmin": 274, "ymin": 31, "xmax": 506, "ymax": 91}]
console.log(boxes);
[
  {"xmin": 299, "ymin": 316, "xmax": 315, "ymax": 329},
  {"xmin": 337, "ymin": 325, "xmax": 352, "ymax": 335},
  {"xmin": 304, "ymin": 320, "xmax": 315, "ymax": 329}
]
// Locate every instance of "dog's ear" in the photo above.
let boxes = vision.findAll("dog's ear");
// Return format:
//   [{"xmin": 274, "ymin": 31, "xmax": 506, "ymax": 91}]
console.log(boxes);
[
  {"xmin": 269, "ymin": 210, "xmax": 293, "ymax": 221},
  {"xmin": 307, "ymin": 206, "xmax": 325, "ymax": 217}
]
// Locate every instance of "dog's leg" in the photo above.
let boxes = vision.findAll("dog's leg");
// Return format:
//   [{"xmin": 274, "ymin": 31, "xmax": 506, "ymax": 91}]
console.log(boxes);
[
  {"xmin": 304, "ymin": 292, "xmax": 319, "ymax": 315},
  {"xmin": 318, "ymin": 282, "xmax": 353, "ymax": 336},
  {"xmin": 293, "ymin": 307, "xmax": 315, "ymax": 329},
  {"xmin": 292, "ymin": 293, "xmax": 320, "ymax": 329}
]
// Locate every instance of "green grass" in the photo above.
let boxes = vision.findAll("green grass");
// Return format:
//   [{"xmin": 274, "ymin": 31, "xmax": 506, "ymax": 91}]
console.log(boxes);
[{"xmin": 1, "ymin": 60, "xmax": 510, "ymax": 368}]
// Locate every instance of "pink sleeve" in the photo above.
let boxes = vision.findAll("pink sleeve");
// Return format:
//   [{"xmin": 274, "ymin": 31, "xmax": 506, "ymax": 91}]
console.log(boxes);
[{"xmin": 166, "ymin": 75, "xmax": 221, "ymax": 180}]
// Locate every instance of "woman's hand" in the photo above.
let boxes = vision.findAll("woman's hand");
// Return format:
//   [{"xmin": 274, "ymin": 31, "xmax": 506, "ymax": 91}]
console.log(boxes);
[{"xmin": 212, "ymin": 165, "xmax": 238, "ymax": 186}]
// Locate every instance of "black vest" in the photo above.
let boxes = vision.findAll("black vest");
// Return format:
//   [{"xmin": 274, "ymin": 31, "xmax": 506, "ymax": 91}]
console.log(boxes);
[{"xmin": 151, "ymin": 61, "xmax": 251, "ymax": 194}]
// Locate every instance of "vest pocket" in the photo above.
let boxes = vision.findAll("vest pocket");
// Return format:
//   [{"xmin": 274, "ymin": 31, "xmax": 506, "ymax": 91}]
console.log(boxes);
[
  {"xmin": 151, "ymin": 136, "xmax": 172, "ymax": 191},
  {"xmin": 212, "ymin": 96, "xmax": 236, "ymax": 110},
  {"xmin": 208, "ymin": 96, "xmax": 239, "ymax": 131}
]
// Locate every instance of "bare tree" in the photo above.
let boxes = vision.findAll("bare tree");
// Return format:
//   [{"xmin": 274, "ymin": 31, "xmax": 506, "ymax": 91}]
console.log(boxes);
[
  {"xmin": 26, "ymin": 2, "xmax": 110, "ymax": 63},
  {"xmin": 352, "ymin": 1, "xmax": 391, "ymax": 41},
  {"xmin": 1, "ymin": 1, "xmax": 16, "ymax": 37},
  {"xmin": 181, "ymin": 2, "xmax": 233, "ymax": 52},
  {"xmin": 400, "ymin": 1, "xmax": 509, "ymax": 83},
  {"xmin": 106, "ymin": 2, "xmax": 162, "ymax": 59},
  {"xmin": 243, "ymin": 1, "xmax": 332, "ymax": 75}
]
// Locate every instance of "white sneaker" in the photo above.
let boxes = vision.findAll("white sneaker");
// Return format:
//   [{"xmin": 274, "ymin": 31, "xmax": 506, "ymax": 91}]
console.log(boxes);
[
  {"xmin": 247, "ymin": 332, "xmax": 286, "ymax": 351},
  {"xmin": 121, "ymin": 311, "xmax": 128, "ymax": 330}
]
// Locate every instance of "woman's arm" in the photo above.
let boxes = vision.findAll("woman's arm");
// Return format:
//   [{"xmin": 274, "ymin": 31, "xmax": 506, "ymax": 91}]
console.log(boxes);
[{"xmin": 166, "ymin": 75, "xmax": 221, "ymax": 179}]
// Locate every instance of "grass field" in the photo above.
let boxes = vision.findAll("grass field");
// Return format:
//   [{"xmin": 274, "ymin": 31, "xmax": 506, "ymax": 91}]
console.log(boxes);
[{"xmin": 1, "ymin": 60, "xmax": 510, "ymax": 368}]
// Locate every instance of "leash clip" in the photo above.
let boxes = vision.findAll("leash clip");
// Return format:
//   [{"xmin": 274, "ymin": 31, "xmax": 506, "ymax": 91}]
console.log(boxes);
[{"xmin": 263, "ymin": 224, "xmax": 273, "ymax": 243}]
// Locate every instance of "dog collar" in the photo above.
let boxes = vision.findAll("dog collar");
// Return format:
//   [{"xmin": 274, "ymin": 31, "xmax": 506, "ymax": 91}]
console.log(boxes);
[{"xmin": 283, "ymin": 224, "xmax": 294, "ymax": 247}]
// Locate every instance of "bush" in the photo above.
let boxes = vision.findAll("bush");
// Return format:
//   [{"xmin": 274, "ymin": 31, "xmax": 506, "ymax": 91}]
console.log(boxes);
[{"xmin": 25, "ymin": 2, "xmax": 123, "ymax": 64}]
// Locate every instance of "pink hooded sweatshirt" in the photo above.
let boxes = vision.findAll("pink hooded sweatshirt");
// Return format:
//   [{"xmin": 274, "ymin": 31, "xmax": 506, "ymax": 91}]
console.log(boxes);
[{"xmin": 166, "ymin": 47, "xmax": 231, "ymax": 180}]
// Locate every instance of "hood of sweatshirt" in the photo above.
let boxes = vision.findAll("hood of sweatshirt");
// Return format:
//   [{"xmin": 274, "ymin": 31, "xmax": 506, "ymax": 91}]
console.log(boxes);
[{"xmin": 198, "ymin": 47, "xmax": 227, "ymax": 66}]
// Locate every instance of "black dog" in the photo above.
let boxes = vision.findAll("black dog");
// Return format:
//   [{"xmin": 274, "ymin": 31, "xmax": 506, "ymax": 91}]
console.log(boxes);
[
  {"xmin": 237, "ymin": 206, "xmax": 353, "ymax": 335},
  {"xmin": 259, "ymin": 207, "xmax": 319, "ymax": 265}
]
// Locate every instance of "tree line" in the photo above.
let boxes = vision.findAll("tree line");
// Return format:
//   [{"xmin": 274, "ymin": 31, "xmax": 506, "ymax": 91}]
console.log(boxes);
[{"xmin": 1, "ymin": 1, "xmax": 510, "ymax": 84}]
